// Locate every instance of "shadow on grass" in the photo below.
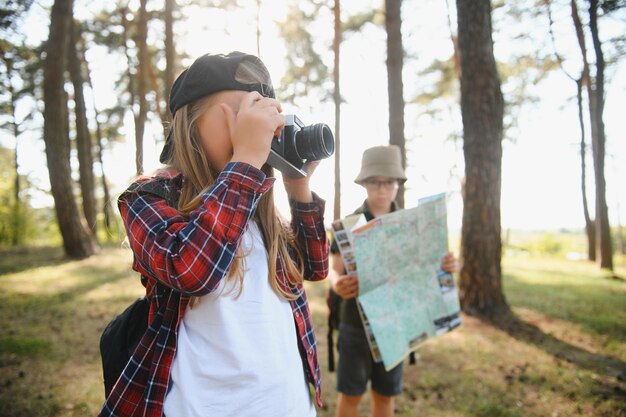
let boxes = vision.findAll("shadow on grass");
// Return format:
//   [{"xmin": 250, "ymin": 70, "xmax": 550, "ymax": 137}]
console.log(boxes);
[
  {"xmin": 0, "ymin": 246, "xmax": 69, "ymax": 275},
  {"xmin": 489, "ymin": 312, "xmax": 626, "ymax": 384},
  {"xmin": 1, "ymin": 268, "xmax": 134, "ymax": 313},
  {"xmin": 0, "ymin": 243, "xmax": 128, "ymax": 276}
]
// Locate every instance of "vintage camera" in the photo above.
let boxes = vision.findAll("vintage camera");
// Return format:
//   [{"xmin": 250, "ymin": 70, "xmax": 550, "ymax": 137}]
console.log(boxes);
[{"xmin": 266, "ymin": 114, "xmax": 335, "ymax": 178}]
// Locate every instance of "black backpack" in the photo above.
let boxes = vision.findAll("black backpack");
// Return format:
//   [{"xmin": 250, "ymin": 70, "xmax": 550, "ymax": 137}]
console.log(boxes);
[
  {"xmin": 99, "ymin": 179, "xmax": 176, "ymax": 398},
  {"xmin": 100, "ymin": 295, "xmax": 150, "ymax": 398}
]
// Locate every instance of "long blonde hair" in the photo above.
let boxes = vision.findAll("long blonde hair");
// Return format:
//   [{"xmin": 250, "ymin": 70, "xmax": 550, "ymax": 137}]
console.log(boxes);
[{"xmin": 165, "ymin": 58, "xmax": 304, "ymax": 300}]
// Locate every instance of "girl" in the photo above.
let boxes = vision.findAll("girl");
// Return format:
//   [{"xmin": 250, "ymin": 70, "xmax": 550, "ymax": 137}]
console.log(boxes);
[{"xmin": 99, "ymin": 52, "xmax": 329, "ymax": 417}]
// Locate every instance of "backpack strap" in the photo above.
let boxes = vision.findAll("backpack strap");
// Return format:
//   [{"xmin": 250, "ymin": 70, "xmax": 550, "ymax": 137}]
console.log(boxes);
[
  {"xmin": 124, "ymin": 177, "xmax": 179, "ymax": 208},
  {"xmin": 326, "ymin": 288, "xmax": 342, "ymax": 372},
  {"xmin": 123, "ymin": 177, "xmax": 181, "ymax": 301}
]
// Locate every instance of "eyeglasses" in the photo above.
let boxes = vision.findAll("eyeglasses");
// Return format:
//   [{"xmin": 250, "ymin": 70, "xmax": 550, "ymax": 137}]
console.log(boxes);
[{"xmin": 363, "ymin": 179, "xmax": 399, "ymax": 190}]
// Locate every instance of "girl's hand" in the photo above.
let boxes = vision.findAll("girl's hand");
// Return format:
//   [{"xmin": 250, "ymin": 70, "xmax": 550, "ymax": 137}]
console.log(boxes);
[
  {"xmin": 440, "ymin": 251, "xmax": 460, "ymax": 273},
  {"xmin": 223, "ymin": 91, "xmax": 284, "ymax": 169},
  {"xmin": 282, "ymin": 160, "xmax": 319, "ymax": 202}
]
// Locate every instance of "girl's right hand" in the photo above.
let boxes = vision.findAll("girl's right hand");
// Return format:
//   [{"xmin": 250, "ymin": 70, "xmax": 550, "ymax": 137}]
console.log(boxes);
[{"xmin": 222, "ymin": 91, "xmax": 284, "ymax": 169}]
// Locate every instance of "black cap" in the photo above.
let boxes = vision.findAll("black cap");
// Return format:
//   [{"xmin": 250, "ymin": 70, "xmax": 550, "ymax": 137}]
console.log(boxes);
[{"xmin": 160, "ymin": 51, "xmax": 275, "ymax": 163}]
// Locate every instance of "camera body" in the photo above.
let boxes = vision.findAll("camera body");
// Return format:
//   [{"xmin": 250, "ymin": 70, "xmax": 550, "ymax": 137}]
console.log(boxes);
[{"xmin": 266, "ymin": 114, "xmax": 335, "ymax": 178}]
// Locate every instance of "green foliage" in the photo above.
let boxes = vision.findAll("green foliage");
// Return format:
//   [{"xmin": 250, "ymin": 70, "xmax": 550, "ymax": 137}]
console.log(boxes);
[
  {"xmin": 533, "ymin": 233, "xmax": 562, "ymax": 255},
  {"xmin": 505, "ymin": 229, "xmax": 588, "ymax": 257},
  {"xmin": 601, "ymin": 0, "xmax": 626, "ymax": 13},
  {"xmin": 342, "ymin": 8, "xmax": 381, "ymax": 33},
  {"xmin": 0, "ymin": 145, "xmax": 61, "ymax": 247},
  {"xmin": 0, "ymin": 39, "xmax": 40, "ymax": 129},
  {"xmin": 0, "ymin": 0, "xmax": 34, "ymax": 31},
  {"xmin": 0, "ymin": 145, "xmax": 20, "ymax": 245},
  {"xmin": 413, "ymin": 57, "xmax": 459, "ymax": 104},
  {"xmin": 277, "ymin": 2, "xmax": 332, "ymax": 105}
]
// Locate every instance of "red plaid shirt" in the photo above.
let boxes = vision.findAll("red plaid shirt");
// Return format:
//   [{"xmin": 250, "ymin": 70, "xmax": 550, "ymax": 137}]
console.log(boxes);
[{"xmin": 99, "ymin": 162, "xmax": 329, "ymax": 416}]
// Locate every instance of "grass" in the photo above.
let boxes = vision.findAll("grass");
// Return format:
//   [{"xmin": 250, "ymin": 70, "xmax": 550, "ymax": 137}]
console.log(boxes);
[{"xmin": 0, "ymin": 247, "xmax": 624, "ymax": 416}]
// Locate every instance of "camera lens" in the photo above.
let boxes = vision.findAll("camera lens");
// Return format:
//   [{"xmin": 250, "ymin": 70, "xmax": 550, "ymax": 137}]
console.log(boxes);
[{"xmin": 295, "ymin": 123, "xmax": 335, "ymax": 161}]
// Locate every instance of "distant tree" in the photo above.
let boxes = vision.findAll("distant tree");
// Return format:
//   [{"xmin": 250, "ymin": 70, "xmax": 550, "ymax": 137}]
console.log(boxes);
[
  {"xmin": 384, "ymin": 0, "xmax": 406, "ymax": 208},
  {"xmin": 0, "ymin": 41, "xmax": 35, "ymax": 246},
  {"xmin": 576, "ymin": 71, "xmax": 596, "ymax": 261},
  {"xmin": 42, "ymin": 0, "xmax": 97, "ymax": 258},
  {"xmin": 86, "ymin": 2, "xmax": 155, "ymax": 171},
  {"xmin": 588, "ymin": 0, "xmax": 612, "ymax": 270},
  {"xmin": 164, "ymin": 0, "xmax": 177, "ymax": 102},
  {"xmin": 92, "ymin": 0, "xmax": 148, "ymax": 176},
  {"xmin": 413, "ymin": 1, "xmax": 557, "ymax": 188},
  {"xmin": 134, "ymin": 0, "xmax": 149, "ymax": 175},
  {"xmin": 87, "ymin": 0, "xmax": 186, "ymax": 167},
  {"xmin": 456, "ymin": 0, "xmax": 508, "ymax": 316},
  {"xmin": 278, "ymin": 1, "xmax": 378, "ymax": 218},
  {"xmin": 277, "ymin": 2, "xmax": 330, "ymax": 106},
  {"xmin": 81, "ymin": 42, "xmax": 115, "ymax": 233},
  {"xmin": 0, "ymin": 145, "xmax": 32, "ymax": 245},
  {"xmin": 547, "ymin": 0, "xmax": 596, "ymax": 261},
  {"xmin": 255, "ymin": 0, "xmax": 262, "ymax": 57},
  {"xmin": 68, "ymin": 18, "xmax": 99, "ymax": 239},
  {"xmin": 576, "ymin": 78, "xmax": 596, "ymax": 261},
  {"xmin": 0, "ymin": 0, "xmax": 35, "ymax": 31},
  {"xmin": 615, "ymin": 206, "xmax": 624, "ymax": 258},
  {"xmin": 333, "ymin": 0, "xmax": 341, "ymax": 220}
]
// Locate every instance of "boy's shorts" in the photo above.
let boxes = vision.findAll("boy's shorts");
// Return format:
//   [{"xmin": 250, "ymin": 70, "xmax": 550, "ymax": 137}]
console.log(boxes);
[{"xmin": 336, "ymin": 323, "xmax": 404, "ymax": 397}]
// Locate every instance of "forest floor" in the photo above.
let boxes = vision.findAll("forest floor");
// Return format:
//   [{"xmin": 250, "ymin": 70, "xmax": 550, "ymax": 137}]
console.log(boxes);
[{"xmin": 0, "ymin": 245, "xmax": 624, "ymax": 417}]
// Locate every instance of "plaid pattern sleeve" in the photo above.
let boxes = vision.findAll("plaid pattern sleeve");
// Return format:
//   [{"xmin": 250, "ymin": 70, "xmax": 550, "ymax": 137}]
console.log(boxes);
[
  {"xmin": 290, "ymin": 192, "xmax": 330, "ymax": 281},
  {"xmin": 120, "ymin": 162, "xmax": 274, "ymax": 296},
  {"xmin": 288, "ymin": 193, "xmax": 330, "ymax": 407}
]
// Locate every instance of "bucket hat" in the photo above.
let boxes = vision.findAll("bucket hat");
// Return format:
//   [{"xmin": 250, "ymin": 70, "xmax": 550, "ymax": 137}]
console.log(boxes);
[
  {"xmin": 354, "ymin": 145, "xmax": 407, "ymax": 184},
  {"xmin": 159, "ymin": 51, "xmax": 275, "ymax": 163}
]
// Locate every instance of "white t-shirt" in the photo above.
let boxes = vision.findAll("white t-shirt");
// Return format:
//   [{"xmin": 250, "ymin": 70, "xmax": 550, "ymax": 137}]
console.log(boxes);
[{"xmin": 163, "ymin": 222, "xmax": 315, "ymax": 417}]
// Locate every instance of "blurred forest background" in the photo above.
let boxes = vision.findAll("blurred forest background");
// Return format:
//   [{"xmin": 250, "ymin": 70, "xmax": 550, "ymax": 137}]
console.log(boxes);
[
  {"xmin": 1, "ymin": 0, "xmax": 626, "ymax": 416},
  {"xmin": 1, "ymin": 0, "xmax": 625, "ymax": 266}
]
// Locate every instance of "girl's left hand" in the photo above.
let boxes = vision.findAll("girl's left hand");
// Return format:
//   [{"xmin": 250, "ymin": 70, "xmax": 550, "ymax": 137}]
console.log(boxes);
[
  {"xmin": 441, "ymin": 251, "xmax": 460, "ymax": 273},
  {"xmin": 282, "ymin": 160, "xmax": 320, "ymax": 203}
]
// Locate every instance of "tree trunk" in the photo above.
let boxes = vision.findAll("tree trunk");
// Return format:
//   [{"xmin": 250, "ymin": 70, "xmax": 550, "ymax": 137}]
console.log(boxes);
[
  {"xmin": 1, "ymin": 52, "xmax": 23, "ymax": 246},
  {"xmin": 615, "ymin": 203, "xmax": 624, "ymax": 258},
  {"xmin": 68, "ymin": 18, "xmax": 99, "ymax": 239},
  {"xmin": 570, "ymin": 0, "xmax": 596, "ymax": 261},
  {"xmin": 255, "ymin": 0, "xmax": 261, "ymax": 57},
  {"xmin": 456, "ymin": 0, "xmax": 507, "ymax": 316},
  {"xmin": 135, "ymin": 0, "xmax": 149, "ymax": 175},
  {"xmin": 42, "ymin": 0, "xmax": 96, "ymax": 259},
  {"xmin": 82, "ymin": 45, "xmax": 114, "ymax": 232},
  {"xmin": 576, "ymin": 78, "xmax": 596, "ymax": 261},
  {"xmin": 164, "ymin": 0, "xmax": 176, "ymax": 108},
  {"xmin": 588, "ymin": 0, "xmax": 612, "ymax": 270},
  {"xmin": 147, "ymin": 55, "xmax": 166, "ymax": 136},
  {"xmin": 13, "ymin": 112, "xmax": 21, "ymax": 247},
  {"xmin": 445, "ymin": 0, "xmax": 461, "ymax": 79},
  {"xmin": 385, "ymin": 0, "xmax": 406, "ymax": 208},
  {"xmin": 333, "ymin": 0, "xmax": 341, "ymax": 220},
  {"xmin": 121, "ymin": 2, "xmax": 139, "ymax": 173}
]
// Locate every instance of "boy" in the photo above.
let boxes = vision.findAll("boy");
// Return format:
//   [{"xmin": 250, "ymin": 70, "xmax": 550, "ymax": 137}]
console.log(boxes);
[{"xmin": 329, "ymin": 145, "xmax": 458, "ymax": 417}]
